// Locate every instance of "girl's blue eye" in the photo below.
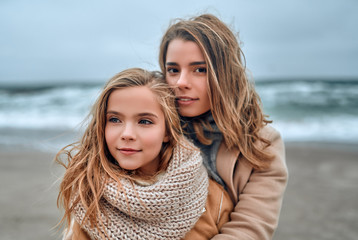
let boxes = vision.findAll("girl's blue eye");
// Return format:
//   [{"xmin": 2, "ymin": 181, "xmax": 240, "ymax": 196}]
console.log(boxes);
[
  {"xmin": 108, "ymin": 117, "xmax": 120, "ymax": 123},
  {"xmin": 139, "ymin": 119, "xmax": 153, "ymax": 125}
]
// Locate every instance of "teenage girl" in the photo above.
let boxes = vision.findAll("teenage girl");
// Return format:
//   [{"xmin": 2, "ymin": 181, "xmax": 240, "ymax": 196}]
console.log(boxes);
[
  {"xmin": 159, "ymin": 14, "xmax": 288, "ymax": 239},
  {"xmin": 57, "ymin": 68, "xmax": 232, "ymax": 240}
]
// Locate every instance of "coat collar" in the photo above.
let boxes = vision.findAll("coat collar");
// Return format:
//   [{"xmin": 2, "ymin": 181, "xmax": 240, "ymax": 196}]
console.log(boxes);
[
  {"xmin": 216, "ymin": 142, "xmax": 253, "ymax": 203},
  {"xmin": 216, "ymin": 142, "xmax": 239, "ymax": 202}
]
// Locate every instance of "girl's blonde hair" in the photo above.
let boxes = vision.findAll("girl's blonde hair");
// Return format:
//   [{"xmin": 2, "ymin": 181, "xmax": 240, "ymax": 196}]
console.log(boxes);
[
  {"xmin": 159, "ymin": 14, "xmax": 273, "ymax": 169},
  {"xmin": 56, "ymin": 68, "xmax": 182, "ymax": 233}
]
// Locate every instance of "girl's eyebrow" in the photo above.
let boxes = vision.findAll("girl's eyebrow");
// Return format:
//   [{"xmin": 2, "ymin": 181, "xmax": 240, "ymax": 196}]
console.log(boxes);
[
  {"xmin": 189, "ymin": 61, "xmax": 206, "ymax": 66},
  {"xmin": 138, "ymin": 112, "xmax": 158, "ymax": 119},
  {"xmin": 166, "ymin": 62, "xmax": 178, "ymax": 66},
  {"xmin": 106, "ymin": 110, "xmax": 121, "ymax": 115},
  {"xmin": 166, "ymin": 61, "xmax": 206, "ymax": 66},
  {"xmin": 106, "ymin": 110, "xmax": 158, "ymax": 119}
]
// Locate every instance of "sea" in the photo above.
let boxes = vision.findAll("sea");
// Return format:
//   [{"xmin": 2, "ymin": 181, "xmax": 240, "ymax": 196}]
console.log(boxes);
[{"xmin": 1, "ymin": 78, "xmax": 357, "ymax": 152}]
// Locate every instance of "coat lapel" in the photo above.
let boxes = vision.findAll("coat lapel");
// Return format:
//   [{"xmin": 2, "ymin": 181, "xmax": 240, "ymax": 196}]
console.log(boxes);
[
  {"xmin": 216, "ymin": 142, "xmax": 240, "ymax": 203},
  {"xmin": 216, "ymin": 142, "xmax": 253, "ymax": 203}
]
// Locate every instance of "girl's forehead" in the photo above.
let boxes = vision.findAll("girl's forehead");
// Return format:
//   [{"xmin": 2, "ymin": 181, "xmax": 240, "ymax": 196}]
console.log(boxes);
[
  {"xmin": 106, "ymin": 88, "xmax": 165, "ymax": 121},
  {"xmin": 166, "ymin": 39, "xmax": 205, "ymax": 62},
  {"xmin": 108, "ymin": 87, "xmax": 160, "ymax": 108}
]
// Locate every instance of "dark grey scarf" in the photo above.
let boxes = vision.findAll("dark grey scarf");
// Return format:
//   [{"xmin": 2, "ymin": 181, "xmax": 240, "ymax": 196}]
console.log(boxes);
[{"xmin": 181, "ymin": 111, "xmax": 227, "ymax": 189}]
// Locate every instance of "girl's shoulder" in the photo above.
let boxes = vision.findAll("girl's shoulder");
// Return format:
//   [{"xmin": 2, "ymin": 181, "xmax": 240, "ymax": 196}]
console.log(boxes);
[{"xmin": 259, "ymin": 124, "xmax": 282, "ymax": 142}]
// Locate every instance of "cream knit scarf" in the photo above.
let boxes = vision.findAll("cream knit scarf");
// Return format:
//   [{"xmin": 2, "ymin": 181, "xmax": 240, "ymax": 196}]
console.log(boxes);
[{"xmin": 74, "ymin": 141, "xmax": 209, "ymax": 240}]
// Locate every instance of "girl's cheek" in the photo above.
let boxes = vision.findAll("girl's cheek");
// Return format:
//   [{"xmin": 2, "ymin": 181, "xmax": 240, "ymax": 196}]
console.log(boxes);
[{"xmin": 166, "ymin": 77, "xmax": 176, "ymax": 86}]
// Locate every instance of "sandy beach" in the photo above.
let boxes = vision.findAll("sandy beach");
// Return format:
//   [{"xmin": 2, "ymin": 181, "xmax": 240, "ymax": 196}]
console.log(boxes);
[{"xmin": 1, "ymin": 140, "xmax": 357, "ymax": 240}]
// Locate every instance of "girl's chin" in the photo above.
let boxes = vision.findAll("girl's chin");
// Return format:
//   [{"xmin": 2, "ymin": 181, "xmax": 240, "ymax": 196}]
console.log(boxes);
[{"xmin": 179, "ymin": 109, "xmax": 210, "ymax": 118}]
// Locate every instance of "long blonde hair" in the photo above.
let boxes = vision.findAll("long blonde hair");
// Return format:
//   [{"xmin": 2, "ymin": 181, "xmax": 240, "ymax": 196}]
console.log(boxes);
[
  {"xmin": 159, "ymin": 14, "xmax": 273, "ymax": 169},
  {"xmin": 56, "ymin": 68, "xmax": 182, "ymax": 232}
]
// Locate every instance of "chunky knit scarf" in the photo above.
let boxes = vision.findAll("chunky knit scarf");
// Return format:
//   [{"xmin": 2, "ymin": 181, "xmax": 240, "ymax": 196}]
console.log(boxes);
[
  {"xmin": 181, "ymin": 111, "xmax": 226, "ymax": 189},
  {"xmin": 74, "ymin": 141, "xmax": 208, "ymax": 240}
]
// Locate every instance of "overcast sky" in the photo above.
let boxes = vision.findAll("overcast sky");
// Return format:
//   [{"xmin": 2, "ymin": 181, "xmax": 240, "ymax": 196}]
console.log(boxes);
[{"xmin": 1, "ymin": 0, "xmax": 357, "ymax": 85}]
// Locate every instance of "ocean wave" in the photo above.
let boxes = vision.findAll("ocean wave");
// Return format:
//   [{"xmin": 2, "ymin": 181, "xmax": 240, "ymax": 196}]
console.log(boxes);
[
  {"xmin": 0, "ymin": 85, "xmax": 100, "ymax": 129},
  {"xmin": 1, "ymin": 79, "xmax": 357, "ymax": 143}
]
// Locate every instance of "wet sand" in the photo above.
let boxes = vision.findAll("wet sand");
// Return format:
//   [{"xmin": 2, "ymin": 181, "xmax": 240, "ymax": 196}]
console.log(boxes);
[
  {"xmin": 1, "ymin": 141, "xmax": 357, "ymax": 240},
  {"xmin": 275, "ymin": 142, "xmax": 358, "ymax": 240}
]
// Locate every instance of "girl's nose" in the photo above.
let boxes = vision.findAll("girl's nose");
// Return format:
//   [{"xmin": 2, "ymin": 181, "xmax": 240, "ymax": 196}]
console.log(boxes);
[
  {"xmin": 176, "ymin": 71, "xmax": 190, "ymax": 89},
  {"xmin": 121, "ymin": 124, "xmax": 135, "ymax": 141}
]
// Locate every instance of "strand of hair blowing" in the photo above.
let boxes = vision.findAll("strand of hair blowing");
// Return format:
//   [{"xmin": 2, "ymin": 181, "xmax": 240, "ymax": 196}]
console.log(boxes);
[
  {"xmin": 195, "ymin": 14, "xmax": 273, "ymax": 169},
  {"xmin": 56, "ymin": 113, "xmax": 107, "ymax": 236}
]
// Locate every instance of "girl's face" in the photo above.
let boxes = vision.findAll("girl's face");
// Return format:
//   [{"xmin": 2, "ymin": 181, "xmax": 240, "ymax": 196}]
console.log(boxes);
[
  {"xmin": 105, "ymin": 86, "xmax": 169, "ymax": 175},
  {"xmin": 165, "ymin": 39, "xmax": 211, "ymax": 117}
]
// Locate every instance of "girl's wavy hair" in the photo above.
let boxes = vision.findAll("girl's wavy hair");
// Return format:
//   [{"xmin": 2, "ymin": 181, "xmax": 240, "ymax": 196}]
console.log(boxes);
[
  {"xmin": 159, "ymin": 14, "xmax": 274, "ymax": 169},
  {"xmin": 56, "ymin": 68, "xmax": 183, "ymax": 235}
]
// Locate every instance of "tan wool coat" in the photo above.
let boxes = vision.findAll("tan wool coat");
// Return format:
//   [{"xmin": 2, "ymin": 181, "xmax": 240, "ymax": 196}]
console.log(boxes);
[
  {"xmin": 212, "ymin": 125, "xmax": 288, "ymax": 240},
  {"xmin": 182, "ymin": 178, "xmax": 233, "ymax": 239}
]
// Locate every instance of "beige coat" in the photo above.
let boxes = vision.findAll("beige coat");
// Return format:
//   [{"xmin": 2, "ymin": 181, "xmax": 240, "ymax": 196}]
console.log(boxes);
[{"xmin": 212, "ymin": 125, "xmax": 288, "ymax": 240}]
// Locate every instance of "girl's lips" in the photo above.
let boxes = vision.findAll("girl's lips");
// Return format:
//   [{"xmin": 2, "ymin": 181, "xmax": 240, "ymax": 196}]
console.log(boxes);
[
  {"xmin": 176, "ymin": 96, "xmax": 198, "ymax": 105},
  {"xmin": 118, "ymin": 148, "xmax": 141, "ymax": 155}
]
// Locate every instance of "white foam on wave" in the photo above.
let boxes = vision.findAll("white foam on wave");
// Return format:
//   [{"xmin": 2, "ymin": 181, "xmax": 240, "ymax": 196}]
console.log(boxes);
[
  {"xmin": 272, "ymin": 115, "xmax": 358, "ymax": 143},
  {"xmin": 0, "ymin": 85, "xmax": 100, "ymax": 130}
]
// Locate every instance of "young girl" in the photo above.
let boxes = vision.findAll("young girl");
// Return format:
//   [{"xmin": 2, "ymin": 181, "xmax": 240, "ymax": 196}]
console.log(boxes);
[
  {"xmin": 57, "ymin": 68, "xmax": 232, "ymax": 240},
  {"xmin": 159, "ymin": 14, "xmax": 289, "ymax": 239}
]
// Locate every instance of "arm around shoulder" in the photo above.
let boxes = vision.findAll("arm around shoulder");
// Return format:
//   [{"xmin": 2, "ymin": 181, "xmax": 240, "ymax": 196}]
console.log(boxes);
[{"xmin": 213, "ymin": 126, "xmax": 288, "ymax": 240}]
